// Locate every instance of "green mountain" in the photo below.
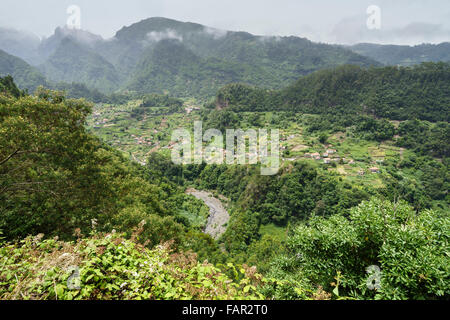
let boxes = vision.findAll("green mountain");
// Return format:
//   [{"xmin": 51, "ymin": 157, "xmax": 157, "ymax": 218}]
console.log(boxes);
[
  {"xmin": 0, "ymin": 49, "xmax": 47, "ymax": 92},
  {"xmin": 119, "ymin": 17, "xmax": 380, "ymax": 98},
  {"xmin": 39, "ymin": 37, "xmax": 121, "ymax": 93},
  {"xmin": 21, "ymin": 17, "xmax": 379, "ymax": 97},
  {"xmin": 217, "ymin": 62, "xmax": 450, "ymax": 122},
  {"xmin": 348, "ymin": 42, "xmax": 450, "ymax": 66},
  {"xmin": 0, "ymin": 27, "xmax": 41, "ymax": 65},
  {"xmin": 3, "ymin": 18, "xmax": 450, "ymax": 99},
  {"xmin": 126, "ymin": 38, "xmax": 278, "ymax": 98}
]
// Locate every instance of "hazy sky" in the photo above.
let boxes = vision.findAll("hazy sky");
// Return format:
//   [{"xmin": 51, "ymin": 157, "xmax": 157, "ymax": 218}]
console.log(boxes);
[{"xmin": 1, "ymin": 0, "xmax": 449, "ymax": 45}]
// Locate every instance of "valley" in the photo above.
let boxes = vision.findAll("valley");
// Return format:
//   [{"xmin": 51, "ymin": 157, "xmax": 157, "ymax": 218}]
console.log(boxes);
[
  {"xmin": 186, "ymin": 188, "xmax": 230, "ymax": 240},
  {"xmin": 0, "ymin": 13, "xmax": 448, "ymax": 302}
]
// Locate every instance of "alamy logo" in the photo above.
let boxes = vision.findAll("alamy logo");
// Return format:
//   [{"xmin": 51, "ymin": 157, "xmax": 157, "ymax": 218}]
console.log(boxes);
[
  {"xmin": 171, "ymin": 121, "xmax": 280, "ymax": 175},
  {"xmin": 367, "ymin": 5, "xmax": 381, "ymax": 30},
  {"xmin": 67, "ymin": 5, "xmax": 81, "ymax": 30},
  {"xmin": 366, "ymin": 265, "xmax": 382, "ymax": 290},
  {"xmin": 67, "ymin": 266, "xmax": 81, "ymax": 290}
]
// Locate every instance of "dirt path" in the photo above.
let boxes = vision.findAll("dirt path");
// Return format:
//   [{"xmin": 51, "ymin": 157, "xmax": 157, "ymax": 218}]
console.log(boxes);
[{"xmin": 186, "ymin": 188, "xmax": 230, "ymax": 240}]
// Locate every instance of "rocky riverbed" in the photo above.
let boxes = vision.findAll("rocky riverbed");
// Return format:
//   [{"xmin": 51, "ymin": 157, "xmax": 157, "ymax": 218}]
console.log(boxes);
[{"xmin": 186, "ymin": 188, "xmax": 230, "ymax": 240}]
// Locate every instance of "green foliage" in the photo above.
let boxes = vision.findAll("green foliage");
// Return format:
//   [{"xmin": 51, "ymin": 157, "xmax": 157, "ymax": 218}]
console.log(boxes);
[
  {"xmin": 381, "ymin": 154, "xmax": 449, "ymax": 210},
  {"xmin": 273, "ymin": 198, "xmax": 449, "ymax": 299},
  {"xmin": 203, "ymin": 109, "xmax": 240, "ymax": 132},
  {"xmin": 0, "ymin": 85, "xmax": 168, "ymax": 241},
  {"xmin": 396, "ymin": 120, "xmax": 450, "ymax": 158},
  {"xmin": 218, "ymin": 63, "xmax": 450, "ymax": 123},
  {"xmin": 130, "ymin": 94, "xmax": 183, "ymax": 119},
  {"xmin": 118, "ymin": 17, "xmax": 378, "ymax": 99},
  {"xmin": 0, "ymin": 75, "xmax": 24, "ymax": 98},
  {"xmin": 0, "ymin": 232, "xmax": 266, "ymax": 300},
  {"xmin": 222, "ymin": 210, "xmax": 260, "ymax": 252},
  {"xmin": 184, "ymin": 161, "xmax": 369, "ymax": 227},
  {"xmin": 50, "ymin": 82, "xmax": 109, "ymax": 103},
  {"xmin": 354, "ymin": 118, "xmax": 395, "ymax": 142},
  {"xmin": 349, "ymin": 42, "xmax": 450, "ymax": 67},
  {"xmin": 40, "ymin": 38, "xmax": 121, "ymax": 93},
  {"xmin": 0, "ymin": 50, "xmax": 47, "ymax": 92}
]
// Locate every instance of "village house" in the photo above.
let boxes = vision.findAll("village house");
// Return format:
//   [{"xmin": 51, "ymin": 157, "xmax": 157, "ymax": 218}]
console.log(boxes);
[
  {"xmin": 323, "ymin": 158, "xmax": 331, "ymax": 164},
  {"xmin": 310, "ymin": 152, "xmax": 321, "ymax": 160},
  {"xmin": 370, "ymin": 167, "xmax": 381, "ymax": 174},
  {"xmin": 326, "ymin": 149, "xmax": 336, "ymax": 154}
]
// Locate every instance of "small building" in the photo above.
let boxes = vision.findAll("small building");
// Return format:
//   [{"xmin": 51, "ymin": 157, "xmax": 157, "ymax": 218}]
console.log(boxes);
[
  {"xmin": 323, "ymin": 158, "xmax": 331, "ymax": 164},
  {"xmin": 311, "ymin": 152, "xmax": 320, "ymax": 158},
  {"xmin": 370, "ymin": 167, "xmax": 381, "ymax": 174},
  {"xmin": 322, "ymin": 152, "xmax": 329, "ymax": 157},
  {"xmin": 326, "ymin": 149, "xmax": 337, "ymax": 154}
]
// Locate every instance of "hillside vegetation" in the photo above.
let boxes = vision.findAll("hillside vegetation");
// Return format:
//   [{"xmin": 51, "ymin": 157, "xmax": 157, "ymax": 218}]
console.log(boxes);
[
  {"xmin": 348, "ymin": 42, "xmax": 450, "ymax": 66},
  {"xmin": 217, "ymin": 62, "xmax": 450, "ymax": 122},
  {"xmin": 0, "ymin": 18, "xmax": 380, "ymax": 99},
  {"xmin": 0, "ymin": 49, "xmax": 47, "ymax": 93},
  {"xmin": 0, "ymin": 35, "xmax": 448, "ymax": 300}
]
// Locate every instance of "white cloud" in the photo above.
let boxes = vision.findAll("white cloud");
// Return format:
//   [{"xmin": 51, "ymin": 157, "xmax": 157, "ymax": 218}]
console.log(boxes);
[
  {"xmin": 202, "ymin": 26, "xmax": 228, "ymax": 39},
  {"xmin": 146, "ymin": 29, "xmax": 183, "ymax": 42}
]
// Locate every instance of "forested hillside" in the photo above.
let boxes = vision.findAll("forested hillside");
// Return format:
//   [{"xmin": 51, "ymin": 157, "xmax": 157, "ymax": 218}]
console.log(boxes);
[
  {"xmin": 217, "ymin": 62, "xmax": 450, "ymax": 122},
  {"xmin": 0, "ymin": 14, "xmax": 448, "ymax": 302},
  {"xmin": 0, "ymin": 17, "xmax": 380, "ymax": 99},
  {"xmin": 0, "ymin": 59, "xmax": 448, "ymax": 300},
  {"xmin": 39, "ymin": 38, "xmax": 122, "ymax": 93},
  {"xmin": 0, "ymin": 49, "xmax": 47, "ymax": 92},
  {"xmin": 122, "ymin": 17, "xmax": 379, "ymax": 98},
  {"xmin": 348, "ymin": 42, "xmax": 450, "ymax": 66},
  {"xmin": 0, "ymin": 27, "xmax": 41, "ymax": 65}
]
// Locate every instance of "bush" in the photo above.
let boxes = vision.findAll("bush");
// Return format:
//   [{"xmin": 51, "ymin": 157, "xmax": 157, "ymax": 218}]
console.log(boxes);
[
  {"xmin": 0, "ymin": 232, "xmax": 266, "ymax": 300},
  {"xmin": 269, "ymin": 198, "xmax": 449, "ymax": 300}
]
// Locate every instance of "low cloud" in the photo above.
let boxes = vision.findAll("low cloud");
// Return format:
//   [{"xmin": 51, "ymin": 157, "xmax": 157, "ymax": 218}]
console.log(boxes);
[
  {"xmin": 53, "ymin": 26, "xmax": 103, "ymax": 46},
  {"xmin": 146, "ymin": 29, "xmax": 183, "ymax": 42},
  {"xmin": 258, "ymin": 35, "xmax": 282, "ymax": 43},
  {"xmin": 202, "ymin": 26, "xmax": 228, "ymax": 39},
  {"xmin": 330, "ymin": 17, "xmax": 450, "ymax": 45}
]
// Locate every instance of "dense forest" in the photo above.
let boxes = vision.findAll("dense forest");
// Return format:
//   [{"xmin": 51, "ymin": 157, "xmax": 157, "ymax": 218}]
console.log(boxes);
[
  {"xmin": 217, "ymin": 63, "xmax": 450, "ymax": 121},
  {"xmin": 0, "ymin": 18, "xmax": 379, "ymax": 99},
  {"xmin": 0, "ymin": 9, "xmax": 448, "ymax": 303},
  {"xmin": 348, "ymin": 42, "xmax": 450, "ymax": 66},
  {"xmin": 0, "ymin": 71, "xmax": 448, "ymax": 299}
]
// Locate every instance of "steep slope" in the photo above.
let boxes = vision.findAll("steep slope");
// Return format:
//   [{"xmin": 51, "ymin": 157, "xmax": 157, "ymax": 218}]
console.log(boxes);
[
  {"xmin": 0, "ymin": 49, "xmax": 47, "ymax": 92},
  {"xmin": 348, "ymin": 42, "xmax": 450, "ymax": 66},
  {"xmin": 217, "ymin": 62, "xmax": 450, "ymax": 122},
  {"xmin": 38, "ymin": 26, "xmax": 103, "ymax": 63},
  {"xmin": 0, "ymin": 27, "xmax": 41, "ymax": 65},
  {"xmin": 126, "ymin": 39, "xmax": 278, "ymax": 98},
  {"xmin": 110, "ymin": 17, "xmax": 381, "ymax": 98},
  {"xmin": 39, "ymin": 37, "xmax": 121, "ymax": 93}
]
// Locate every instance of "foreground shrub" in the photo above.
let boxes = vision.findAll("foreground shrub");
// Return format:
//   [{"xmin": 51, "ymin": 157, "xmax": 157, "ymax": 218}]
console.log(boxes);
[
  {"xmin": 269, "ymin": 198, "xmax": 449, "ymax": 300},
  {"xmin": 0, "ymin": 231, "xmax": 266, "ymax": 300}
]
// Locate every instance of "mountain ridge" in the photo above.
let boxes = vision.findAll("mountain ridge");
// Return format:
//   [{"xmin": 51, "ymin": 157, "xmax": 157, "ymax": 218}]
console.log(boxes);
[{"xmin": 0, "ymin": 17, "xmax": 449, "ymax": 97}]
